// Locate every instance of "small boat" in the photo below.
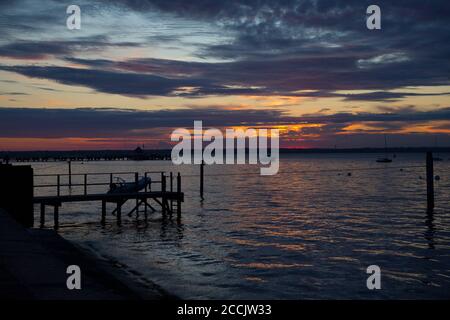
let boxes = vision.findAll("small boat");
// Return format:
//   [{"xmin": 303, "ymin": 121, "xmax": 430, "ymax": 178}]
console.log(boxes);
[
  {"xmin": 433, "ymin": 137, "xmax": 443, "ymax": 161},
  {"xmin": 376, "ymin": 134, "xmax": 393, "ymax": 163},
  {"xmin": 108, "ymin": 176, "xmax": 151, "ymax": 194}
]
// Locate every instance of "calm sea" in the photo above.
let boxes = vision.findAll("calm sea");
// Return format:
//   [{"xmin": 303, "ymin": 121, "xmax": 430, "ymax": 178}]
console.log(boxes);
[{"xmin": 30, "ymin": 153, "xmax": 450, "ymax": 299}]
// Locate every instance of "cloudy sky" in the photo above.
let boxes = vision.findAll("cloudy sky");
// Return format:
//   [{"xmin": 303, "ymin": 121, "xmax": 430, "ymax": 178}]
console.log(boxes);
[{"xmin": 0, "ymin": 0, "xmax": 449, "ymax": 150}]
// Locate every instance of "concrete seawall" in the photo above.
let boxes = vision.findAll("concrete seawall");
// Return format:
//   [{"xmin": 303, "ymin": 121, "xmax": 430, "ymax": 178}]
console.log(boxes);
[{"xmin": 0, "ymin": 209, "xmax": 169, "ymax": 300}]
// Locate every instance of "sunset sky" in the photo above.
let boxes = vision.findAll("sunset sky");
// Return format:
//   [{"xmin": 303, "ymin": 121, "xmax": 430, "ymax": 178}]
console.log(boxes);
[{"xmin": 1, "ymin": 0, "xmax": 450, "ymax": 150}]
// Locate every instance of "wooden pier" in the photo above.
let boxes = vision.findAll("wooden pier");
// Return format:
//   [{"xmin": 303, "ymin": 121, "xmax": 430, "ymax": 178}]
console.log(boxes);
[{"xmin": 33, "ymin": 171, "xmax": 184, "ymax": 229}]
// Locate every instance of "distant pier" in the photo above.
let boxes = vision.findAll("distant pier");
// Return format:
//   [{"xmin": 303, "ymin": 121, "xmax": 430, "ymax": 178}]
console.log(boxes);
[{"xmin": 0, "ymin": 148, "xmax": 172, "ymax": 163}]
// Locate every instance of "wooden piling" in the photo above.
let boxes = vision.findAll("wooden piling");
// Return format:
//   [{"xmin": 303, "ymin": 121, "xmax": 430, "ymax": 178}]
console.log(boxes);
[
  {"xmin": 57, "ymin": 174, "xmax": 60, "ymax": 197},
  {"xmin": 161, "ymin": 173, "xmax": 167, "ymax": 215},
  {"xmin": 84, "ymin": 174, "xmax": 87, "ymax": 195},
  {"xmin": 135, "ymin": 172, "xmax": 139, "ymax": 215},
  {"xmin": 144, "ymin": 172, "xmax": 148, "ymax": 216},
  {"xmin": 170, "ymin": 172, "xmax": 173, "ymax": 212},
  {"xmin": 161, "ymin": 172, "xmax": 166, "ymax": 192},
  {"xmin": 426, "ymin": 151, "xmax": 434, "ymax": 212}
]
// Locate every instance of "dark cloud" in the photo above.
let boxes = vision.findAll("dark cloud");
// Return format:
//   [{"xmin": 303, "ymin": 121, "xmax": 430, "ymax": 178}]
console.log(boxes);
[
  {"xmin": 5, "ymin": 56, "xmax": 443, "ymax": 100},
  {"xmin": 0, "ymin": 106, "xmax": 448, "ymax": 139},
  {"xmin": 1, "ymin": 0, "xmax": 450, "ymax": 100},
  {"xmin": 341, "ymin": 91, "xmax": 450, "ymax": 102},
  {"xmin": 0, "ymin": 65, "xmax": 270, "ymax": 97},
  {"xmin": 0, "ymin": 39, "xmax": 141, "ymax": 60}
]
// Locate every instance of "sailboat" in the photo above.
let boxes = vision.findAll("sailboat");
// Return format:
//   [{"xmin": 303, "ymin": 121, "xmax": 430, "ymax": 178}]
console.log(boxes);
[
  {"xmin": 376, "ymin": 134, "xmax": 393, "ymax": 163},
  {"xmin": 433, "ymin": 137, "xmax": 443, "ymax": 161}
]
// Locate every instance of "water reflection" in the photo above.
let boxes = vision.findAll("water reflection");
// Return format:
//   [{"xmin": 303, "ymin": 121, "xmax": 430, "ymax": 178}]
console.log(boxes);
[
  {"xmin": 33, "ymin": 154, "xmax": 450, "ymax": 299},
  {"xmin": 424, "ymin": 211, "xmax": 436, "ymax": 250},
  {"xmin": 160, "ymin": 215, "xmax": 184, "ymax": 242}
]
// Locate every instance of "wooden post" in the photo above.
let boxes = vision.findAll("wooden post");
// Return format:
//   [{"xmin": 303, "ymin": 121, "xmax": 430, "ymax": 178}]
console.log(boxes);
[
  {"xmin": 110, "ymin": 173, "xmax": 113, "ymax": 186},
  {"xmin": 84, "ymin": 174, "xmax": 87, "ymax": 195},
  {"xmin": 101, "ymin": 200, "xmax": 106, "ymax": 225},
  {"xmin": 161, "ymin": 172, "xmax": 166, "ymax": 192},
  {"xmin": 68, "ymin": 160, "xmax": 72, "ymax": 187},
  {"xmin": 53, "ymin": 205, "xmax": 59, "ymax": 230},
  {"xmin": 200, "ymin": 160, "xmax": 204, "ymax": 200},
  {"xmin": 161, "ymin": 173, "xmax": 166, "ymax": 215},
  {"xmin": 135, "ymin": 172, "xmax": 139, "ymax": 215},
  {"xmin": 40, "ymin": 203, "xmax": 45, "ymax": 228},
  {"xmin": 426, "ymin": 151, "xmax": 434, "ymax": 212},
  {"xmin": 144, "ymin": 172, "xmax": 148, "ymax": 192},
  {"xmin": 177, "ymin": 172, "xmax": 181, "ymax": 218},
  {"xmin": 144, "ymin": 172, "xmax": 148, "ymax": 216},
  {"xmin": 57, "ymin": 174, "xmax": 60, "ymax": 197}
]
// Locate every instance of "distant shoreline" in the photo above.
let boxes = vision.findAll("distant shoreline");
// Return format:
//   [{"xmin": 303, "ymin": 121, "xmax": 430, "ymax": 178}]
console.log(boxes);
[{"xmin": 1, "ymin": 147, "xmax": 450, "ymax": 159}]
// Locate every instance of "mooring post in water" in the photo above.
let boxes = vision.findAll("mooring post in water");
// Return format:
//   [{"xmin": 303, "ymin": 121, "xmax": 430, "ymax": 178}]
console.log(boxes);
[
  {"xmin": 200, "ymin": 160, "xmax": 204, "ymax": 200},
  {"xmin": 426, "ymin": 151, "xmax": 435, "ymax": 212},
  {"xmin": 68, "ymin": 160, "xmax": 72, "ymax": 187}
]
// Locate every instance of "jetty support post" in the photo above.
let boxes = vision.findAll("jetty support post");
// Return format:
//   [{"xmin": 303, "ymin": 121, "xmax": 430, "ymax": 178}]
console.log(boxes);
[
  {"xmin": 170, "ymin": 172, "xmax": 174, "ymax": 212},
  {"xmin": 200, "ymin": 160, "xmax": 204, "ymax": 200},
  {"xmin": 135, "ymin": 172, "xmax": 139, "ymax": 215},
  {"xmin": 144, "ymin": 172, "xmax": 148, "ymax": 217},
  {"xmin": 161, "ymin": 172, "xmax": 167, "ymax": 215},
  {"xmin": 57, "ymin": 174, "xmax": 60, "ymax": 197},
  {"xmin": 426, "ymin": 152, "xmax": 434, "ymax": 213},
  {"xmin": 84, "ymin": 174, "xmax": 88, "ymax": 195}
]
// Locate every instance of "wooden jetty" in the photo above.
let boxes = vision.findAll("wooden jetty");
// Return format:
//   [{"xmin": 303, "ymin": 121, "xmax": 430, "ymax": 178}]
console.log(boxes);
[{"xmin": 33, "ymin": 171, "xmax": 184, "ymax": 229}]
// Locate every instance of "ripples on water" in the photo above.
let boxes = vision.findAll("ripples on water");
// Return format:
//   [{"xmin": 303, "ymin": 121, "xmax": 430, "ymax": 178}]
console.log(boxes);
[{"xmin": 31, "ymin": 153, "xmax": 450, "ymax": 299}]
